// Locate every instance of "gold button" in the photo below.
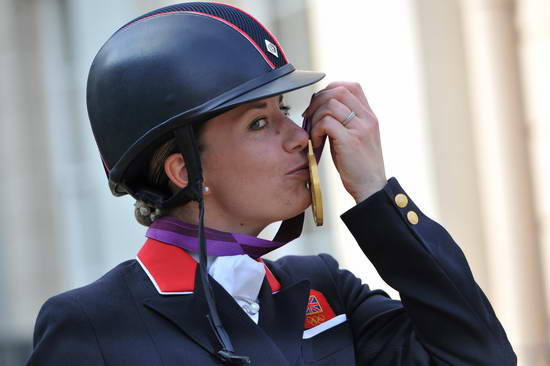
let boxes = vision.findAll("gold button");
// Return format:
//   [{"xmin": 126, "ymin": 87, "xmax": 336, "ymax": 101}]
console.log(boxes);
[
  {"xmin": 395, "ymin": 193, "xmax": 408, "ymax": 208},
  {"xmin": 407, "ymin": 211, "xmax": 419, "ymax": 225}
]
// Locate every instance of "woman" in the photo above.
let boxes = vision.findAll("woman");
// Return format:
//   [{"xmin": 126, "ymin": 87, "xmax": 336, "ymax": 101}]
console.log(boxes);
[{"xmin": 27, "ymin": 2, "xmax": 516, "ymax": 365}]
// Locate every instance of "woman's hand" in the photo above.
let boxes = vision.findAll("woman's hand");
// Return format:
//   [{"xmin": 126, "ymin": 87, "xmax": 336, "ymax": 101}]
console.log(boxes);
[{"xmin": 304, "ymin": 81, "xmax": 387, "ymax": 203}]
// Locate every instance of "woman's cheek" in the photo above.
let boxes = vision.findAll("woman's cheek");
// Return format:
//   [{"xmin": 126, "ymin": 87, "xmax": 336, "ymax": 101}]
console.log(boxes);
[
  {"xmin": 298, "ymin": 184, "xmax": 312, "ymax": 210},
  {"xmin": 281, "ymin": 179, "xmax": 311, "ymax": 210}
]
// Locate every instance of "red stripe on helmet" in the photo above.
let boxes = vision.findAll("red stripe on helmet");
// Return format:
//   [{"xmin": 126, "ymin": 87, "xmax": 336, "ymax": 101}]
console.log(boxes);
[{"xmin": 123, "ymin": 10, "xmax": 276, "ymax": 69}]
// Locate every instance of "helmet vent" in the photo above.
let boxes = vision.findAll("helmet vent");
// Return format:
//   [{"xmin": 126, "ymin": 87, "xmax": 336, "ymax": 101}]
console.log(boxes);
[{"xmin": 120, "ymin": 2, "xmax": 288, "ymax": 68}]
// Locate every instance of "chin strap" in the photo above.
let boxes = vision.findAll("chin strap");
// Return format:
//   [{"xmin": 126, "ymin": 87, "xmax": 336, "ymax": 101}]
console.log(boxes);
[
  {"xmin": 198, "ymin": 194, "xmax": 251, "ymax": 364},
  {"xmin": 173, "ymin": 125, "xmax": 251, "ymax": 365}
]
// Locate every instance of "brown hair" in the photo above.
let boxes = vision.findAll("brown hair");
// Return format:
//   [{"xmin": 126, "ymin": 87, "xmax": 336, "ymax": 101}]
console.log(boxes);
[{"xmin": 134, "ymin": 123, "xmax": 207, "ymax": 226}]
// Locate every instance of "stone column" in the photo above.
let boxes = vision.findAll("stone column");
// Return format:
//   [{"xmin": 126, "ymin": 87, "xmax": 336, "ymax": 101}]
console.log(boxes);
[
  {"xmin": 0, "ymin": 0, "xmax": 63, "ymax": 339},
  {"xmin": 460, "ymin": 0, "xmax": 548, "ymax": 363},
  {"xmin": 516, "ymin": 0, "xmax": 550, "ymax": 362},
  {"xmin": 412, "ymin": 0, "xmax": 489, "ymax": 291}
]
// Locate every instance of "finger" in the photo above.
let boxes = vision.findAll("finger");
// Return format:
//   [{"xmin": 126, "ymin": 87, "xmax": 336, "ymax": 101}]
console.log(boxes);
[
  {"xmin": 310, "ymin": 98, "xmax": 355, "ymax": 129},
  {"xmin": 326, "ymin": 82, "xmax": 379, "ymax": 123},
  {"xmin": 323, "ymin": 82, "xmax": 379, "ymax": 123},
  {"xmin": 305, "ymin": 86, "xmax": 366, "ymax": 119},
  {"xmin": 310, "ymin": 114, "xmax": 348, "ymax": 149},
  {"xmin": 325, "ymin": 81, "xmax": 369, "ymax": 106}
]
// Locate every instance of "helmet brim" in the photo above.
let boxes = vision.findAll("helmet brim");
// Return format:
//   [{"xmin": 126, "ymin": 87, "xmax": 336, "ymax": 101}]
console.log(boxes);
[{"xmin": 216, "ymin": 69, "xmax": 325, "ymax": 112}]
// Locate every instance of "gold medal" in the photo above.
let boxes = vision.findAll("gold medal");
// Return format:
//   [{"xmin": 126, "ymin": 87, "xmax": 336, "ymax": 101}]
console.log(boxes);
[{"xmin": 307, "ymin": 140, "xmax": 323, "ymax": 226}]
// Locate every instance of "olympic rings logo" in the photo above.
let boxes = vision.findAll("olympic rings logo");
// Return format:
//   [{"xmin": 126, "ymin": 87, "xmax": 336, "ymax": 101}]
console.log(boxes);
[{"xmin": 306, "ymin": 314, "xmax": 326, "ymax": 326}]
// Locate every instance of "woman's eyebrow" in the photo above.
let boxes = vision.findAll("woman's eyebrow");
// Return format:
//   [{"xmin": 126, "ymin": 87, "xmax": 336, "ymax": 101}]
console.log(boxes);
[
  {"xmin": 248, "ymin": 102, "xmax": 268, "ymax": 110},
  {"xmin": 246, "ymin": 95, "xmax": 284, "ymax": 111}
]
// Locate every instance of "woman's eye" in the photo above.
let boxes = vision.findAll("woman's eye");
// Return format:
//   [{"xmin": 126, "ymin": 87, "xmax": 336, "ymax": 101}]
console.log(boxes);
[
  {"xmin": 249, "ymin": 118, "xmax": 267, "ymax": 130},
  {"xmin": 249, "ymin": 104, "xmax": 291, "ymax": 130},
  {"xmin": 280, "ymin": 104, "xmax": 291, "ymax": 116}
]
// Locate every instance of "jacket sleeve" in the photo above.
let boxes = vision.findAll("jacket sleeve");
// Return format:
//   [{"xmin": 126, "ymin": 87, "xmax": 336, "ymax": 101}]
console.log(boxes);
[
  {"xmin": 26, "ymin": 293, "xmax": 106, "ymax": 365},
  {"xmin": 334, "ymin": 177, "xmax": 516, "ymax": 365}
]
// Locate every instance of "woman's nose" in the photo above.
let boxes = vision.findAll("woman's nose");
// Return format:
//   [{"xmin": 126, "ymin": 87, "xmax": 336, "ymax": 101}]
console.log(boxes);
[{"xmin": 283, "ymin": 118, "xmax": 309, "ymax": 153}]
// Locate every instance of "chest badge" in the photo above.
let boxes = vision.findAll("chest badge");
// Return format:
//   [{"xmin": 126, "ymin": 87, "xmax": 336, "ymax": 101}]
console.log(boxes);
[{"xmin": 304, "ymin": 289, "xmax": 336, "ymax": 329}]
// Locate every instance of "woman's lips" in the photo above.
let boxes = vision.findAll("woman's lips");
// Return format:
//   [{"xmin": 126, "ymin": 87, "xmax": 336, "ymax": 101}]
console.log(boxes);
[{"xmin": 286, "ymin": 163, "xmax": 309, "ymax": 177}]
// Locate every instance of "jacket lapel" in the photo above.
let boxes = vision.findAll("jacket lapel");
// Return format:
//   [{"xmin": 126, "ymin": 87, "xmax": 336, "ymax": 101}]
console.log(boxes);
[
  {"xmin": 259, "ymin": 263, "xmax": 311, "ymax": 365},
  {"xmin": 142, "ymin": 286, "xmax": 215, "ymax": 355},
  {"xmin": 142, "ymin": 265, "xmax": 293, "ymax": 365}
]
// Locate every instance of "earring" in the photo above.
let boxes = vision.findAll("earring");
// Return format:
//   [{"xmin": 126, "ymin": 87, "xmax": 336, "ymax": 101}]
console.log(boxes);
[{"xmin": 203, "ymin": 186, "xmax": 210, "ymax": 193}]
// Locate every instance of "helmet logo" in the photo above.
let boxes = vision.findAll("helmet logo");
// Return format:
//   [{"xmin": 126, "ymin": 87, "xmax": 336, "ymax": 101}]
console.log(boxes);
[{"xmin": 265, "ymin": 39, "xmax": 278, "ymax": 58}]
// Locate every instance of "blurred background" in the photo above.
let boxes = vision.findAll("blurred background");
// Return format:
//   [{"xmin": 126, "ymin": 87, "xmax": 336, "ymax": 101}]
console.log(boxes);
[{"xmin": 1, "ymin": 0, "xmax": 549, "ymax": 364}]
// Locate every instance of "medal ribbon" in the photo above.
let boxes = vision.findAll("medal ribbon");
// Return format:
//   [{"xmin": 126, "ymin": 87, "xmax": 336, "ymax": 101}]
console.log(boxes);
[{"xmin": 146, "ymin": 216, "xmax": 296, "ymax": 258}]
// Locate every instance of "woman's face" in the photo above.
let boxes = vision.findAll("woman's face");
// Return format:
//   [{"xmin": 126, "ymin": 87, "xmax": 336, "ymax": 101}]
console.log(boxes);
[{"xmin": 199, "ymin": 95, "xmax": 311, "ymax": 232}]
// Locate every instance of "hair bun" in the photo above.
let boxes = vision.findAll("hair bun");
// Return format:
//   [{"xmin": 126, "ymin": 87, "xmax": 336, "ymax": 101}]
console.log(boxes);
[{"xmin": 134, "ymin": 200, "xmax": 162, "ymax": 226}]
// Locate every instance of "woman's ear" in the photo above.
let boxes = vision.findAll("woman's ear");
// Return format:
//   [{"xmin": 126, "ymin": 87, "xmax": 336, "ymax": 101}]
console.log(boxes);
[{"xmin": 164, "ymin": 153, "xmax": 188, "ymax": 189}]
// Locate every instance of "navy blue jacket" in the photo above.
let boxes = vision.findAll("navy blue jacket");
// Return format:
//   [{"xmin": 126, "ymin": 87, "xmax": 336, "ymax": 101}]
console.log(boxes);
[{"xmin": 27, "ymin": 178, "xmax": 516, "ymax": 365}]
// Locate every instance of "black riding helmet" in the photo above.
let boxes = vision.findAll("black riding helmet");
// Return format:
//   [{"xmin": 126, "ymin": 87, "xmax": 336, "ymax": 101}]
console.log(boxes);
[
  {"xmin": 88, "ymin": 1, "xmax": 324, "ymax": 207},
  {"xmin": 87, "ymin": 2, "xmax": 324, "ymax": 364}
]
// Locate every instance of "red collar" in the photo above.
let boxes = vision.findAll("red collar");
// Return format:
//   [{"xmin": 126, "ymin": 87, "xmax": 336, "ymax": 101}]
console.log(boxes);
[{"xmin": 137, "ymin": 238, "xmax": 281, "ymax": 295}]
